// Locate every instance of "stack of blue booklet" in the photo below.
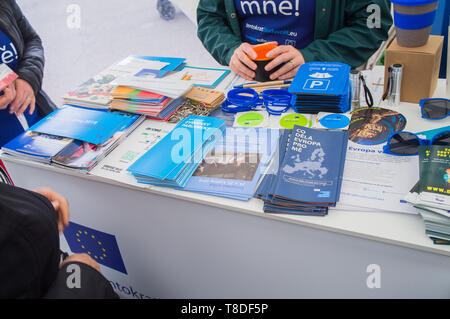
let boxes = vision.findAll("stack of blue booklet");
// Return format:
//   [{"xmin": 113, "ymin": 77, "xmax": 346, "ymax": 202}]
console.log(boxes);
[
  {"xmin": 255, "ymin": 125, "xmax": 348, "ymax": 216},
  {"xmin": 1, "ymin": 106, "xmax": 144, "ymax": 171},
  {"xmin": 127, "ymin": 115, "xmax": 226, "ymax": 188},
  {"xmin": 288, "ymin": 62, "xmax": 351, "ymax": 114},
  {"xmin": 179, "ymin": 127, "xmax": 280, "ymax": 201}
]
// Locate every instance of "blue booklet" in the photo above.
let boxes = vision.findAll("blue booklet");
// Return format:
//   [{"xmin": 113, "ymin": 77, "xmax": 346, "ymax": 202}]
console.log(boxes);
[
  {"xmin": 1, "ymin": 131, "xmax": 73, "ymax": 163},
  {"xmin": 29, "ymin": 106, "xmax": 128, "ymax": 145},
  {"xmin": 128, "ymin": 115, "xmax": 225, "ymax": 181},
  {"xmin": 181, "ymin": 128, "xmax": 280, "ymax": 201},
  {"xmin": 272, "ymin": 125, "xmax": 348, "ymax": 204},
  {"xmin": 289, "ymin": 62, "xmax": 351, "ymax": 96}
]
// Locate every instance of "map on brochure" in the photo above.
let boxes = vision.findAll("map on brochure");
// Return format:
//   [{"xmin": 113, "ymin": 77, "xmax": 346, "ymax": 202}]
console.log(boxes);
[{"xmin": 90, "ymin": 120, "xmax": 174, "ymax": 186}]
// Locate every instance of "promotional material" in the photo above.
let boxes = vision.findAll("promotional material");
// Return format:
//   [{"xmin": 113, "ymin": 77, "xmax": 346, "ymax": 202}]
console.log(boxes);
[
  {"xmin": 391, "ymin": 0, "xmax": 439, "ymax": 47},
  {"xmin": 29, "ymin": 106, "xmax": 129, "ymax": 145},
  {"xmin": 257, "ymin": 126, "xmax": 349, "ymax": 215},
  {"xmin": 181, "ymin": 127, "xmax": 280, "ymax": 201},
  {"xmin": 0, "ymin": 63, "xmax": 18, "ymax": 91},
  {"xmin": 1, "ymin": 131, "xmax": 73, "ymax": 163},
  {"xmin": 289, "ymin": 62, "xmax": 351, "ymax": 114},
  {"xmin": 165, "ymin": 65, "xmax": 230, "ymax": 88},
  {"xmin": 127, "ymin": 115, "xmax": 226, "ymax": 187}
]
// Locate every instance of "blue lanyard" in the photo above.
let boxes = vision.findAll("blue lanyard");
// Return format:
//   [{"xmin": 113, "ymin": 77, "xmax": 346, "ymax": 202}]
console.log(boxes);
[
  {"xmin": 261, "ymin": 89, "xmax": 292, "ymax": 115},
  {"xmin": 221, "ymin": 88, "xmax": 292, "ymax": 115},
  {"xmin": 221, "ymin": 88, "xmax": 262, "ymax": 113}
]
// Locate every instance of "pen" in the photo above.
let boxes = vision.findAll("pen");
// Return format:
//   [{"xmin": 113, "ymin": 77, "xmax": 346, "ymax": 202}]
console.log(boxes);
[{"xmin": 233, "ymin": 80, "xmax": 292, "ymax": 89}]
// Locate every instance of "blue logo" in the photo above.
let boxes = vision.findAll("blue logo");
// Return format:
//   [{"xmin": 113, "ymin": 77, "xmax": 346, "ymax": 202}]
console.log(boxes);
[{"xmin": 64, "ymin": 222, "xmax": 127, "ymax": 274}]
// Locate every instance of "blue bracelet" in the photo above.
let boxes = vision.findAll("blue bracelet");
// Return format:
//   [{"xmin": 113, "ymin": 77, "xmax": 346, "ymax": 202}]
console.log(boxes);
[
  {"xmin": 221, "ymin": 88, "xmax": 262, "ymax": 113},
  {"xmin": 261, "ymin": 89, "xmax": 292, "ymax": 116}
]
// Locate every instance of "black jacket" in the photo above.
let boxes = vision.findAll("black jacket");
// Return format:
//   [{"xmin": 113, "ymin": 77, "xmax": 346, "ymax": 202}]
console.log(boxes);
[
  {"xmin": 0, "ymin": 0, "xmax": 56, "ymax": 117},
  {"xmin": 0, "ymin": 182, "xmax": 118, "ymax": 299}
]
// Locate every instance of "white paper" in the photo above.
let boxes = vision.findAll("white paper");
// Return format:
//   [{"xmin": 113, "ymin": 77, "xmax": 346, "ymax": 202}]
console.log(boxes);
[
  {"xmin": 90, "ymin": 120, "xmax": 174, "ymax": 186},
  {"xmin": 337, "ymin": 141, "xmax": 419, "ymax": 214},
  {"xmin": 115, "ymin": 56, "xmax": 169, "ymax": 73}
]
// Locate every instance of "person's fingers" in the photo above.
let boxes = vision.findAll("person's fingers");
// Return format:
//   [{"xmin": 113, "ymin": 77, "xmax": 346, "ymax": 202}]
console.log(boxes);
[
  {"xmin": 230, "ymin": 58, "xmax": 255, "ymax": 81},
  {"xmin": 265, "ymin": 51, "xmax": 296, "ymax": 72},
  {"xmin": 240, "ymin": 43, "xmax": 257, "ymax": 60},
  {"xmin": 9, "ymin": 90, "xmax": 25, "ymax": 114},
  {"xmin": 29, "ymin": 96, "xmax": 36, "ymax": 115},
  {"xmin": 265, "ymin": 45, "xmax": 290, "ymax": 59},
  {"xmin": 277, "ymin": 68, "xmax": 299, "ymax": 80},
  {"xmin": 0, "ymin": 86, "xmax": 15, "ymax": 110},
  {"xmin": 60, "ymin": 253, "xmax": 102, "ymax": 273},
  {"xmin": 15, "ymin": 98, "xmax": 30, "ymax": 116},
  {"xmin": 237, "ymin": 50, "xmax": 257, "ymax": 71},
  {"xmin": 269, "ymin": 59, "xmax": 300, "ymax": 80}
]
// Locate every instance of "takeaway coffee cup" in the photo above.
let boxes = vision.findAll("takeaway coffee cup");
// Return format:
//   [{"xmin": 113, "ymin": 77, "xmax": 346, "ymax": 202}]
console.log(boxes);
[
  {"xmin": 250, "ymin": 43, "xmax": 284, "ymax": 82},
  {"xmin": 391, "ymin": 0, "xmax": 439, "ymax": 47}
]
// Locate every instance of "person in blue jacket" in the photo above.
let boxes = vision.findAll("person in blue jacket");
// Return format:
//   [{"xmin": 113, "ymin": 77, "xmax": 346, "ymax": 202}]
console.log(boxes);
[{"xmin": 0, "ymin": 0, "xmax": 57, "ymax": 147}]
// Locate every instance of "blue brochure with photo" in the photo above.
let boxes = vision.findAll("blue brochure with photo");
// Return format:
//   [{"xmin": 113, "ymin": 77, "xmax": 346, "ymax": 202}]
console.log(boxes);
[
  {"xmin": 272, "ymin": 125, "xmax": 348, "ymax": 204},
  {"xmin": 128, "ymin": 115, "xmax": 225, "ymax": 181},
  {"xmin": 29, "ymin": 106, "xmax": 127, "ymax": 145},
  {"xmin": 181, "ymin": 128, "xmax": 280, "ymax": 201}
]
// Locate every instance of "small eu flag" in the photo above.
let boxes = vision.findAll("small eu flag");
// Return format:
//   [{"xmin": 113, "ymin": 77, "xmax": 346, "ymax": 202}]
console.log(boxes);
[{"xmin": 64, "ymin": 222, "xmax": 127, "ymax": 274}]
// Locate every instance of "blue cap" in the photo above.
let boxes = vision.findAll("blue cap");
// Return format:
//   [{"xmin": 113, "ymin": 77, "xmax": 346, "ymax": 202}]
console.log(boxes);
[{"xmin": 391, "ymin": 0, "xmax": 438, "ymax": 6}]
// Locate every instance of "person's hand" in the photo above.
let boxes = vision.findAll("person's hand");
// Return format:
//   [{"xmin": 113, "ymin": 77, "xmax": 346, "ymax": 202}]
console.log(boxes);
[
  {"xmin": 229, "ymin": 42, "xmax": 258, "ymax": 81},
  {"xmin": 34, "ymin": 187, "xmax": 70, "ymax": 233},
  {"xmin": 0, "ymin": 84, "xmax": 16, "ymax": 111},
  {"xmin": 60, "ymin": 253, "xmax": 102, "ymax": 273},
  {"xmin": 265, "ymin": 45, "xmax": 306, "ymax": 80},
  {"xmin": 10, "ymin": 78, "xmax": 36, "ymax": 116}
]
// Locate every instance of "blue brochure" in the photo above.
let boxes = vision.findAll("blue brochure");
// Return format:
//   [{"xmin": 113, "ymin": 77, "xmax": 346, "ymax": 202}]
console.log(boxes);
[
  {"xmin": 289, "ymin": 62, "xmax": 351, "ymax": 96},
  {"xmin": 2, "ymin": 131, "xmax": 73, "ymax": 162},
  {"xmin": 135, "ymin": 56, "xmax": 185, "ymax": 78},
  {"xmin": 181, "ymin": 128, "xmax": 280, "ymax": 201},
  {"xmin": 29, "ymin": 106, "xmax": 128, "ymax": 145},
  {"xmin": 272, "ymin": 125, "xmax": 348, "ymax": 204},
  {"xmin": 128, "ymin": 115, "xmax": 225, "ymax": 181}
]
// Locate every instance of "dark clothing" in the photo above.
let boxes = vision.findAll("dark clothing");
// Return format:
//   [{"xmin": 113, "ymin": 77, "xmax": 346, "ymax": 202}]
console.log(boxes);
[
  {"xmin": 0, "ymin": 182, "xmax": 118, "ymax": 299},
  {"xmin": 197, "ymin": 0, "xmax": 393, "ymax": 68},
  {"xmin": 0, "ymin": 0, "xmax": 56, "ymax": 117}
]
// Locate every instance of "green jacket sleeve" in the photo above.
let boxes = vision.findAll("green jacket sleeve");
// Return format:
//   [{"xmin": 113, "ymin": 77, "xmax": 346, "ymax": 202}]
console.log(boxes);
[
  {"xmin": 197, "ymin": 0, "xmax": 242, "ymax": 66},
  {"xmin": 302, "ymin": 0, "xmax": 393, "ymax": 68}
]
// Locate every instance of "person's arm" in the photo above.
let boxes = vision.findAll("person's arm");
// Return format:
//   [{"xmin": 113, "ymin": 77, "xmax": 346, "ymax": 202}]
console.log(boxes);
[
  {"xmin": 197, "ymin": 0, "xmax": 242, "ymax": 66},
  {"xmin": 301, "ymin": 0, "xmax": 393, "ymax": 68},
  {"xmin": 9, "ymin": 0, "xmax": 44, "ymax": 95}
]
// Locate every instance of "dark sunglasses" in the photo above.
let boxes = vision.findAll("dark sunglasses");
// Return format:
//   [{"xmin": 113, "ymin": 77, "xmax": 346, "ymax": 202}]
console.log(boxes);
[
  {"xmin": 383, "ymin": 130, "xmax": 450, "ymax": 156},
  {"xmin": 420, "ymin": 98, "xmax": 450, "ymax": 120}
]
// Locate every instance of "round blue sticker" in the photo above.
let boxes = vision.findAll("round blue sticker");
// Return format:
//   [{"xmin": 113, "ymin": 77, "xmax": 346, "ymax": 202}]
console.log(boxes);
[{"xmin": 318, "ymin": 114, "xmax": 350, "ymax": 129}]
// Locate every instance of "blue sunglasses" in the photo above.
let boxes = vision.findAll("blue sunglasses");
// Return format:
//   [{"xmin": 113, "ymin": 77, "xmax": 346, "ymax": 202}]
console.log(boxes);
[
  {"xmin": 420, "ymin": 98, "xmax": 450, "ymax": 120},
  {"xmin": 383, "ymin": 130, "xmax": 450, "ymax": 156}
]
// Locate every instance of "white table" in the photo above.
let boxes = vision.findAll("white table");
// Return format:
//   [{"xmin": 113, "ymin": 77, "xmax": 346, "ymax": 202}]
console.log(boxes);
[{"xmin": 2, "ymin": 80, "xmax": 450, "ymax": 299}]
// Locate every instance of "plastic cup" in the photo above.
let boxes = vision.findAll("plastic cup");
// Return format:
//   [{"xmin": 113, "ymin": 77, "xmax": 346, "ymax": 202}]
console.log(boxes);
[
  {"xmin": 391, "ymin": 0, "xmax": 439, "ymax": 47},
  {"xmin": 250, "ymin": 43, "xmax": 284, "ymax": 82}
]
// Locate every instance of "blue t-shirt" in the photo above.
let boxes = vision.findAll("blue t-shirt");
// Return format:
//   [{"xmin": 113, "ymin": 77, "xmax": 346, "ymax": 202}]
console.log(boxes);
[
  {"xmin": 234, "ymin": 0, "xmax": 316, "ymax": 49},
  {"xmin": 0, "ymin": 29, "xmax": 40, "ymax": 147}
]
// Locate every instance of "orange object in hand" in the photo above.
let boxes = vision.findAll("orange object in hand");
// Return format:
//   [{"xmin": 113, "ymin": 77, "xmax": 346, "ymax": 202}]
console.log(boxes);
[{"xmin": 250, "ymin": 43, "xmax": 279, "ymax": 61}]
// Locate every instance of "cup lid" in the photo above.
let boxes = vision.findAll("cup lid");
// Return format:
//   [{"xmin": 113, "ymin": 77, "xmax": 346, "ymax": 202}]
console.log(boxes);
[
  {"xmin": 251, "ymin": 43, "xmax": 278, "ymax": 61},
  {"xmin": 391, "ymin": 0, "xmax": 438, "ymax": 6}
]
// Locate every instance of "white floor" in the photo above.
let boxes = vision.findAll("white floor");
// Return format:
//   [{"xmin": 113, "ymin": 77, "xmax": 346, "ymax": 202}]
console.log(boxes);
[{"xmin": 18, "ymin": 0, "xmax": 219, "ymax": 106}]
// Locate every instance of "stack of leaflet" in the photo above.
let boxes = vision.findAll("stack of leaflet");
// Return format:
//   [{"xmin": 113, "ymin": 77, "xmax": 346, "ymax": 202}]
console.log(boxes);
[
  {"xmin": 63, "ymin": 55, "xmax": 185, "ymax": 109},
  {"xmin": 288, "ymin": 62, "xmax": 351, "ymax": 114},
  {"xmin": 1, "ymin": 106, "xmax": 144, "ymax": 172},
  {"xmin": 179, "ymin": 127, "xmax": 280, "ymax": 201},
  {"xmin": 255, "ymin": 125, "xmax": 348, "ymax": 216},
  {"xmin": 109, "ymin": 86, "xmax": 183, "ymax": 120},
  {"xmin": 405, "ymin": 145, "xmax": 450, "ymax": 244},
  {"xmin": 127, "ymin": 115, "xmax": 225, "ymax": 188}
]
